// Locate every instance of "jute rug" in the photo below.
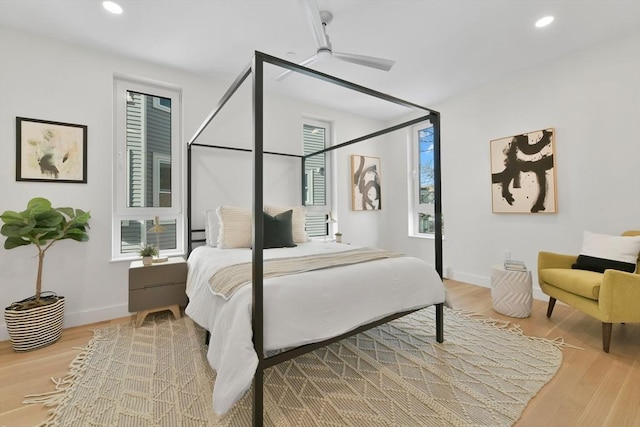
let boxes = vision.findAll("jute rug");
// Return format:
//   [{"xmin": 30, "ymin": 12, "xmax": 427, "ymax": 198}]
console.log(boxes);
[{"xmin": 27, "ymin": 307, "xmax": 563, "ymax": 426}]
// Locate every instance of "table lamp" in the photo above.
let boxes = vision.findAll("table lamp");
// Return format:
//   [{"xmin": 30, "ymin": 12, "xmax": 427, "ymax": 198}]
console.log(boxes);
[{"xmin": 148, "ymin": 216, "xmax": 168, "ymax": 263}]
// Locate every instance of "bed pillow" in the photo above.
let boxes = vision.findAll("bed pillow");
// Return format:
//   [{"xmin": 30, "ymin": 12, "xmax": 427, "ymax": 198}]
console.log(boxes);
[
  {"xmin": 216, "ymin": 205, "xmax": 252, "ymax": 249},
  {"xmin": 264, "ymin": 205, "xmax": 309, "ymax": 243},
  {"xmin": 262, "ymin": 210, "xmax": 297, "ymax": 249},
  {"xmin": 204, "ymin": 209, "xmax": 218, "ymax": 246},
  {"xmin": 571, "ymin": 231, "xmax": 640, "ymax": 273}
]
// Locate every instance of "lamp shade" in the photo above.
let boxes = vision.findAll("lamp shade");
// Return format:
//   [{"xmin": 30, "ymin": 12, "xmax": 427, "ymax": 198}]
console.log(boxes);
[{"xmin": 148, "ymin": 216, "xmax": 166, "ymax": 234}]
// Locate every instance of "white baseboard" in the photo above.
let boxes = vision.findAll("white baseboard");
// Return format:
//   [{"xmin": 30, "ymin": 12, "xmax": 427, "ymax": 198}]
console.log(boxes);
[
  {"xmin": 0, "ymin": 303, "xmax": 130, "ymax": 342},
  {"xmin": 447, "ymin": 270, "xmax": 491, "ymax": 288},
  {"xmin": 446, "ymin": 270, "xmax": 548, "ymax": 302}
]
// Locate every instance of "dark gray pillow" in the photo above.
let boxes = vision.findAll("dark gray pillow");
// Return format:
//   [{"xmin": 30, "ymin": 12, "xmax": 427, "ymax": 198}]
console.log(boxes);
[
  {"xmin": 263, "ymin": 210, "xmax": 296, "ymax": 249},
  {"xmin": 572, "ymin": 255, "xmax": 636, "ymax": 274}
]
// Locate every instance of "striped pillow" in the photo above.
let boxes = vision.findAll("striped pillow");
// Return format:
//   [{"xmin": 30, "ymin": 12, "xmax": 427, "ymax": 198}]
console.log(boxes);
[
  {"xmin": 572, "ymin": 231, "xmax": 640, "ymax": 273},
  {"xmin": 216, "ymin": 206, "xmax": 252, "ymax": 249}
]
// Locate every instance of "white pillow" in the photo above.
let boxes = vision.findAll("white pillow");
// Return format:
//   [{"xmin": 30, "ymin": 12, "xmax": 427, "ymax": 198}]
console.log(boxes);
[
  {"xmin": 204, "ymin": 210, "xmax": 218, "ymax": 246},
  {"xmin": 575, "ymin": 231, "xmax": 640, "ymax": 273},
  {"xmin": 216, "ymin": 206, "xmax": 252, "ymax": 249},
  {"xmin": 264, "ymin": 205, "xmax": 310, "ymax": 243}
]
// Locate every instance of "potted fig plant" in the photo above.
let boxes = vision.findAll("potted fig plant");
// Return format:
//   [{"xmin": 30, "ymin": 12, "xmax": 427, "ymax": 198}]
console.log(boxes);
[
  {"xmin": 138, "ymin": 244, "xmax": 158, "ymax": 266},
  {"xmin": 1, "ymin": 197, "xmax": 90, "ymax": 351}
]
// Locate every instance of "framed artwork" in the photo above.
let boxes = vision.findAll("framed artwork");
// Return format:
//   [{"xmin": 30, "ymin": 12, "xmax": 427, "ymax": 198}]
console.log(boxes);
[
  {"xmin": 490, "ymin": 128, "xmax": 556, "ymax": 213},
  {"xmin": 351, "ymin": 155, "xmax": 381, "ymax": 211},
  {"xmin": 16, "ymin": 117, "xmax": 88, "ymax": 183}
]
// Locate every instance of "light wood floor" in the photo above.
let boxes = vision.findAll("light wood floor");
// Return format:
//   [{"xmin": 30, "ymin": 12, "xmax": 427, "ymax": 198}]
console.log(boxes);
[{"xmin": 1, "ymin": 280, "xmax": 638, "ymax": 426}]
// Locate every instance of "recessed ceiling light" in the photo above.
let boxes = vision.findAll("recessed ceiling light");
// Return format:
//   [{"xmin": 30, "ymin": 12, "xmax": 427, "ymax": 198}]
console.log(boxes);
[
  {"xmin": 103, "ymin": 1, "xmax": 123, "ymax": 15},
  {"xmin": 535, "ymin": 16, "xmax": 554, "ymax": 28}
]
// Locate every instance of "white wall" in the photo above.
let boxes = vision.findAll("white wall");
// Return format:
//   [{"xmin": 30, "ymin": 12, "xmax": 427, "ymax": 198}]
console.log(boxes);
[
  {"xmin": 0, "ymin": 27, "xmax": 388, "ymax": 340},
  {"xmin": 381, "ymin": 34, "xmax": 640, "ymax": 300}
]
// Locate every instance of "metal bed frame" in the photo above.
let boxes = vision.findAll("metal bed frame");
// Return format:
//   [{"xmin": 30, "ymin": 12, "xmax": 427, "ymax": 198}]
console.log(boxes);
[{"xmin": 187, "ymin": 51, "xmax": 443, "ymax": 426}]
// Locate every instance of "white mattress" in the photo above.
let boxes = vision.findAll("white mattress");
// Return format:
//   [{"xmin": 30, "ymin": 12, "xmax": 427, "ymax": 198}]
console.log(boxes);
[{"xmin": 185, "ymin": 241, "xmax": 446, "ymax": 414}]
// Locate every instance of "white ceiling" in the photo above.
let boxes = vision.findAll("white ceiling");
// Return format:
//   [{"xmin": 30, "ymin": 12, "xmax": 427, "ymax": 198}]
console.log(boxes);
[{"xmin": 1, "ymin": 0, "xmax": 639, "ymax": 118}]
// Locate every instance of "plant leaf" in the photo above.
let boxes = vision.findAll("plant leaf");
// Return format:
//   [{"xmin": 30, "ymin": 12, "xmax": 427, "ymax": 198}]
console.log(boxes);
[
  {"xmin": 73, "ymin": 209, "xmax": 91, "ymax": 224},
  {"xmin": 1, "ymin": 218, "xmax": 36, "ymax": 237},
  {"xmin": 4, "ymin": 236, "xmax": 31, "ymax": 249},
  {"xmin": 26, "ymin": 198, "xmax": 52, "ymax": 215},
  {"xmin": 37, "ymin": 229, "xmax": 62, "ymax": 242},
  {"xmin": 34, "ymin": 211, "xmax": 63, "ymax": 227},
  {"xmin": 0, "ymin": 210, "xmax": 25, "ymax": 225},
  {"xmin": 57, "ymin": 207, "xmax": 74, "ymax": 218},
  {"xmin": 1, "ymin": 223, "xmax": 23, "ymax": 238},
  {"xmin": 65, "ymin": 232, "xmax": 90, "ymax": 242}
]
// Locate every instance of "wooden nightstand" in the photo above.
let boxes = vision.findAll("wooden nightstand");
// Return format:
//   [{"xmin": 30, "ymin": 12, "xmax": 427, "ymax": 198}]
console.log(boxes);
[{"xmin": 129, "ymin": 256, "xmax": 188, "ymax": 327}]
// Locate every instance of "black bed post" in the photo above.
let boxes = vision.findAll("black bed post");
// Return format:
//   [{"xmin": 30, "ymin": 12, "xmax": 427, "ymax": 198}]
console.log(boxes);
[
  {"xmin": 251, "ymin": 52, "xmax": 265, "ymax": 427},
  {"xmin": 432, "ymin": 111, "xmax": 443, "ymax": 279},
  {"xmin": 187, "ymin": 144, "xmax": 192, "ymax": 255},
  {"xmin": 431, "ymin": 112, "xmax": 444, "ymax": 344}
]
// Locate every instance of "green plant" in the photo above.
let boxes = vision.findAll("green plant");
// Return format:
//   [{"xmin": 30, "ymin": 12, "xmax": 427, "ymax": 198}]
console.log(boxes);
[
  {"xmin": 0, "ymin": 197, "xmax": 90, "ymax": 309},
  {"xmin": 138, "ymin": 244, "xmax": 159, "ymax": 257}
]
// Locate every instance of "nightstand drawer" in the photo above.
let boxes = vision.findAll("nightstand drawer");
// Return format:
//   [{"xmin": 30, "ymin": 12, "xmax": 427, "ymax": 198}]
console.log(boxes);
[
  {"xmin": 129, "ymin": 261, "xmax": 187, "ymax": 290},
  {"xmin": 129, "ymin": 282, "xmax": 188, "ymax": 312}
]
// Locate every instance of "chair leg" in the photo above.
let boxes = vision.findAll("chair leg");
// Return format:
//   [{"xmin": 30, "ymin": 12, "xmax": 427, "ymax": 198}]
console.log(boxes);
[
  {"xmin": 602, "ymin": 323, "xmax": 612, "ymax": 353},
  {"xmin": 546, "ymin": 297, "xmax": 556, "ymax": 318}
]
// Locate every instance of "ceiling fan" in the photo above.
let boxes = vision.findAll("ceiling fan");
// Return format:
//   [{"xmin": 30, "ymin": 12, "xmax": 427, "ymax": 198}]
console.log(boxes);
[{"xmin": 276, "ymin": 0, "xmax": 395, "ymax": 80}]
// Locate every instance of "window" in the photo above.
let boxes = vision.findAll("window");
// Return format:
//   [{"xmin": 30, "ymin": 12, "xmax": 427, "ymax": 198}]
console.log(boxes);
[
  {"xmin": 303, "ymin": 119, "xmax": 332, "ymax": 237},
  {"xmin": 152, "ymin": 96, "xmax": 171, "ymax": 112},
  {"xmin": 153, "ymin": 153, "xmax": 171, "ymax": 207},
  {"xmin": 113, "ymin": 78, "xmax": 183, "ymax": 260},
  {"xmin": 410, "ymin": 122, "xmax": 442, "ymax": 236}
]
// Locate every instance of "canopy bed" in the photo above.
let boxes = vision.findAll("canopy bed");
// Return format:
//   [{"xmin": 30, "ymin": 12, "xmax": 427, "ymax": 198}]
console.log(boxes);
[{"xmin": 186, "ymin": 51, "xmax": 444, "ymax": 426}]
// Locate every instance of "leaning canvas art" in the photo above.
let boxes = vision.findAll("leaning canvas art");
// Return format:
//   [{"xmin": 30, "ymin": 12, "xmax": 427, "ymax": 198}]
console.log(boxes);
[
  {"xmin": 490, "ymin": 128, "xmax": 556, "ymax": 213},
  {"xmin": 351, "ymin": 155, "xmax": 382, "ymax": 210}
]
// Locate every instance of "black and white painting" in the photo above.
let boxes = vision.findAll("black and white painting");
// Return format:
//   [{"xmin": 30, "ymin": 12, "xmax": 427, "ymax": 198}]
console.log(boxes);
[
  {"xmin": 351, "ymin": 155, "xmax": 381, "ymax": 211},
  {"xmin": 490, "ymin": 128, "xmax": 556, "ymax": 213},
  {"xmin": 16, "ymin": 117, "xmax": 87, "ymax": 183}
]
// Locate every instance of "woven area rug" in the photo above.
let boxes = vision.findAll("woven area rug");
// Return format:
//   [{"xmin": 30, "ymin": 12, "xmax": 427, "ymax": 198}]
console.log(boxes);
[{"xmin": 28, "ymin": 307, "xmax": 562, "ymax": 426}]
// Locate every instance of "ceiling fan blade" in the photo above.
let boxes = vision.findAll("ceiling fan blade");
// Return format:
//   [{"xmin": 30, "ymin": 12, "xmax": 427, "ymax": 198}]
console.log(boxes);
[
  {"xmin": 300, "ymin": 0, "xmax": 329, "ymax": 48},
  {"xmin": 333, "ymin": 51, "xmax": 395, "ymax": 71},
  {"xmin": 275, "ymin": 53, "xmax": 322, "ymax": 81}
]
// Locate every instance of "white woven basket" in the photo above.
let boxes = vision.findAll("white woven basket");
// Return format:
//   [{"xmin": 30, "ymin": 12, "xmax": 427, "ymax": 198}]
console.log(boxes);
[{"xmin": 4, "ymin": 296, "xmax": 65, "ymax": 352}]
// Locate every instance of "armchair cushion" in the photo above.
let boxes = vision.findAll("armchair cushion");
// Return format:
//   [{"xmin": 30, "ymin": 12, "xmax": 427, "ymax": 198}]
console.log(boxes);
[{"xmin": 539, "ymin": 268, "xmax": 603, "ymax": 300}]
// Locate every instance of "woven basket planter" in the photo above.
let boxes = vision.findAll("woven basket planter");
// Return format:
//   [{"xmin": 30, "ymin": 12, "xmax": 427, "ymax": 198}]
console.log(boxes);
[{"xmin": 4, "ymin": 295, "xmax": 65, "ymax": 352}]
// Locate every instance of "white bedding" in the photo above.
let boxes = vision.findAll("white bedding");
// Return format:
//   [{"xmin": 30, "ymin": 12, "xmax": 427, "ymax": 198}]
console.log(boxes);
[{"xmin": 185, "ymin": 241, "xmax": 446, "ymax": 414}]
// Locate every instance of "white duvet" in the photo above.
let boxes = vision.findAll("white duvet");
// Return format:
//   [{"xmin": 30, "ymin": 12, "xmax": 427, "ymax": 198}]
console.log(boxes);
[{"xmin": 185, "ymin": 242, "xmax": 446, "ymax": 414}]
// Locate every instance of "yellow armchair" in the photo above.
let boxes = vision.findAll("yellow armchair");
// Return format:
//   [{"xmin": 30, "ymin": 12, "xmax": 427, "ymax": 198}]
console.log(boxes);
[{"xmin": 538, "ymin": 230, "xmax": 640, "ymax": 353}]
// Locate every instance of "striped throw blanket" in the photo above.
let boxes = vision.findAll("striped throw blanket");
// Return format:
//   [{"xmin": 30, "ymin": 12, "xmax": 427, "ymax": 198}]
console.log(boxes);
[{"xmin": 209, "ymin": 247, "xmax": 402, "ymax": 299}]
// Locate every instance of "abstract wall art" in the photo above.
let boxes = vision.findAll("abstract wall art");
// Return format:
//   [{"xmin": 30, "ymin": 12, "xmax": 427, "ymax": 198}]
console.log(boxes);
[
  {"xmin": 490, "ymin": 128, "xmax": 556, "ymax": 213},
  {"xmin": 351, "ymin": 154, "xmax": 381, "ymax": 211},
  {"xmin": 16, "ymin": 117, "xmax": 88, "ymax": 183}
]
